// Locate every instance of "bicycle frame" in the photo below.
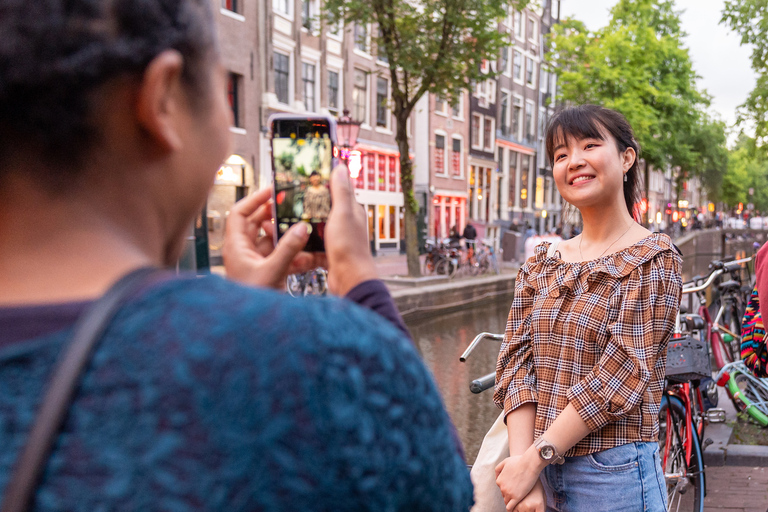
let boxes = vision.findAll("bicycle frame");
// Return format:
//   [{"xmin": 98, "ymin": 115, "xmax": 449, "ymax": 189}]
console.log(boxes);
[{"xmin": 715, "ymin": 361, "xmax": 768, "ymax": 427}]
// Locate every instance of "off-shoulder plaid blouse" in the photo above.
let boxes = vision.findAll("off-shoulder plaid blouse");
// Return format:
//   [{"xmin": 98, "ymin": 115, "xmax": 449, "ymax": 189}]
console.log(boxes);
[{"xmin": 494, "ymin": 232, "xmax": 682, "ymax": 457}]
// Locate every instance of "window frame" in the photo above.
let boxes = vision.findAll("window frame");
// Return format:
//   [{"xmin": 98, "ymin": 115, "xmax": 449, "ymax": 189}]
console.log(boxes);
[
  {"xmin": 434, "ymin": 131, "xmax": 448, "ymax": 176},
  {"xmin": 451, "ymin": 136, "xmax": 464, "ymax": 178},
  {"xmin": 375, "ymin": 76, "xmax": 390, "ymax": 129},
  {"xmin": 353, "ymin": 68, "xmax": 369, "ymax": 126},
  {"xmin": 354, "ymin": 22, "xmax": 371, "ymax": 56},
  {"xmin": 272, "ymin": 0, "xmax": 292, "ymax": 19},
  {"xmin": 327, "ymin": 69, "xmax": 341, "ymax": 116},
  {"xmin": 484, "ymin": 116, "xmax": 495, "ymax": 152},
  {"xmin": 471, "ymin": 113, "xmax": 483, "ymax": 150},
  {"xmin": 227, "ymin": 72, "xmax": 243, "ymax": 128},
  {"xmin": 302, "ymin": 61, "xmax": 317, "ymax": 113},
  {"xmin": 273, "ymin": 51, "xmax": 292, "ymax": 106},
  {"xmin": 513, "ymin": 50, "xmax": 523, "ymax": 84},
  {"xmin": 526, "ymin": 56, "xmax": 536, "ymax": 89}
]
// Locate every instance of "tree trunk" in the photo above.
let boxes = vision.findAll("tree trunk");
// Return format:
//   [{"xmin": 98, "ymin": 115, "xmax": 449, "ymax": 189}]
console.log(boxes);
[{"xmin": 394, "ymin": 106, "xmax": 421, "ymax": 277}]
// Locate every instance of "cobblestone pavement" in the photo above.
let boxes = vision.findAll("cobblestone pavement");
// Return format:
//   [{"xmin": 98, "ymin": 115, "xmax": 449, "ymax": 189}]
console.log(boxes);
[{"xmin": 704, "ymin": 465, "xmax": 768, "ymax": 511}]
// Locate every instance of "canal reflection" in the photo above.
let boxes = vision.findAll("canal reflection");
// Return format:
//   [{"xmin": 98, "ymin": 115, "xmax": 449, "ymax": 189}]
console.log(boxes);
[{"xmin": 407, "ymin": 298, "xmax": 511, "ymax": 464}]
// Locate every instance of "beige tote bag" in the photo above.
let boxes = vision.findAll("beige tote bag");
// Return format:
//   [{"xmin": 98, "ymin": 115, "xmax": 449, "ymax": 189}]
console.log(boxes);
[{"xmin": 470, "ymin": 412, "xmax": 508, "ymax": 512}]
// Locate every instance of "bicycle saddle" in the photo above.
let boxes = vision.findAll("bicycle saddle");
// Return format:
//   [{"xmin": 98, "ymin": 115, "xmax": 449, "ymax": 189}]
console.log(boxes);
[
  {"xmin": 682, "ymin": 314, "xmax": 706, "ymax": 331},
  {"xmin": 717, "ymin": 279, "xmax": 740, "ymax": 293}
]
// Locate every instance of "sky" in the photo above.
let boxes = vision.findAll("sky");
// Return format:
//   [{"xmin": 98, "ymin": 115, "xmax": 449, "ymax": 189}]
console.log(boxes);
[{"xmin": 559, "ymin": 0, "xmax": 755, "ymax": 146}]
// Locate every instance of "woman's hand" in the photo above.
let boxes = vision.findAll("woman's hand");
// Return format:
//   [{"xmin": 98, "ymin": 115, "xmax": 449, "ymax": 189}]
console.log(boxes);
[
  {"xmin": 324, "ymin": 164, "xmax": 378, "ymax": 295},
  {"xmin": 495, "ymin": 451, "xmax": 545, "ymax": 512},
  {"xmin": 223, "ymin": 187, "xmax": 324, "ymax": 289},
  {"xmin": 512, "ymin": 479, "xmax": 546, "ymax": 512}
]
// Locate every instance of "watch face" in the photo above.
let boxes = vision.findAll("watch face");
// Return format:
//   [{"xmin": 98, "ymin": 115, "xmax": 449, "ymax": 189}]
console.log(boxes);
[{"xmin": 541, "ymin": 446, "xmax": 554, "ymax": 459}]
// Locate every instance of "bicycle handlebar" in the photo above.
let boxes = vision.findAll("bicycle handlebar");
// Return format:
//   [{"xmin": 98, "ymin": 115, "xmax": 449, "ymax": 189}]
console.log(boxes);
[
  {"xmin": 682, "ymin": 256, "xmax": 753, "ymax": 295},
  {"xmin": 470, "ymin": 372, "xmax": 496, "ymax": 394},
  {"xmin": 459, "ymin": 332, "xmax": 504, "ymax": 362}
]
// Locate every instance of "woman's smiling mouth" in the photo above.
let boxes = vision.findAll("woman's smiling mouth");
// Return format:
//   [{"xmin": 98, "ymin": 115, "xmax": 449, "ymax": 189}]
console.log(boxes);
[{"xmin": 570, "ymin": 175, "xmax": 595, "ymax": 185}]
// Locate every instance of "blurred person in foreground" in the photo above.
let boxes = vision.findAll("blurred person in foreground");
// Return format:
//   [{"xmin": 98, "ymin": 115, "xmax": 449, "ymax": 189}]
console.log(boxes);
[{"xmin": 0, "ymin": 0, "xmax": 472, "ymax": 510}]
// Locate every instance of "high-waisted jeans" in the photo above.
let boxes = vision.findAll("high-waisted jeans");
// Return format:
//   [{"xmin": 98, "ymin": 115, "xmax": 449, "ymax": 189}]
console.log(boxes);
[{"xmin": 541, "ymin": 441, "xmax": 667, "ymax": 512}]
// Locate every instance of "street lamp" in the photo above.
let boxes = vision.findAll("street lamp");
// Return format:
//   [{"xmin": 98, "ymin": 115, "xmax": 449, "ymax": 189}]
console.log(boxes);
[{"xmin": 336, "ymin": 108, "xmax": 361, "ymax": 165}]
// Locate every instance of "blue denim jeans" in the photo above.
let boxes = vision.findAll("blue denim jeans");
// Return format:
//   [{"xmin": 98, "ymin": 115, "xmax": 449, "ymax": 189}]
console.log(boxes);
[{"xmin": 541, "ymin": 441, "xmax": 667, "ymax": 512}]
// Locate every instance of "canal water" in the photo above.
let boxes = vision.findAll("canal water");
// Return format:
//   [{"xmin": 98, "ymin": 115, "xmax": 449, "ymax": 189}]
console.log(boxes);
[{"xmin": 407, "ymin": 298, "xmax": 511, "ymax": 463}]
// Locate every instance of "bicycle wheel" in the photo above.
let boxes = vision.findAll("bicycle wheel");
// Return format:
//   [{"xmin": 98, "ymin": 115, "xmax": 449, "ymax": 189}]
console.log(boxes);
[
  {"xmin": 489, "ymin": 253, "xmax": 500, "ymax": 274},
  {"xmin": 423, "ymin": 254, "xmax": 437, "ymax": 274},
  {"xmin": 286, "ymin": 274, "xmax": 304, "ymax": 298},
  {"xmin": 734, "ymin": 373, "xmax": 768, "ymax": 419},
  {"xmin": 658, "ymin": 394, "xmax": 705, "ymax": 512},
  {"xmin": 435, "ymin": 258, "xmax": 455, "ymax": 277}
]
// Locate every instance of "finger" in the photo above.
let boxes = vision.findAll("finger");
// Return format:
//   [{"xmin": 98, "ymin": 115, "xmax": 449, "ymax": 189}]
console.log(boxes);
[
  {"xmin": 506, "ymin": 499, "xmax": 519, "ymax": 512},
  {"xmin": 495, "ymin": 459, "xmax": 506, "ymax": 477},
  {"xmin": 231, "ymin": 187, "xmax": 272, "ymax": 218},
  {"xmin": 226, "ymin": 189, "xmax": 272, "ymax": 249},
  {"xmin": 329, "ymin": 164, "xmax": 355, "ymax": 214},
  {"xmin": 247, "ymin": 200, "xmax": 274, "ymax": 228},
  {"xmin": 265, "ymin": 222, "xmax": 311, "ymax": 276}
]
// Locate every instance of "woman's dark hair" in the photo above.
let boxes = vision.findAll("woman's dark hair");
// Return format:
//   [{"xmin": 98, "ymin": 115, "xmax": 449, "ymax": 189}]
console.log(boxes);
[
  {"xmin": 545, "ymin": 104, "xmax": 642, "ymax": 220},
  {"xmin": 0, "ymin": 0, "xmax": 216, "ymax": 188}
]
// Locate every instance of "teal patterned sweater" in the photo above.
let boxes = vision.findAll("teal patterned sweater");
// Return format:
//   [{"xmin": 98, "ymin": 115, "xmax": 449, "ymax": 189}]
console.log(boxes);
[{"xmin": 0, "ymin": 275, "xmax": 473, "ymax": 511}]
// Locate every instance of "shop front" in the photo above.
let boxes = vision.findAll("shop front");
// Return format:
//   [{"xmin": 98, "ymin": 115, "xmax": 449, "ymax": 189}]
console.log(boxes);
[
  {"xmin": 431, "ymin": 191, "xmax": 467, "ymax": 240},
  {"xmin": 353, "ymin": 143, "xmax": 405, "ymax": 252},
  {"xmin": 206, "ymin": 154, "xmax": 255, "ymax": 265}
]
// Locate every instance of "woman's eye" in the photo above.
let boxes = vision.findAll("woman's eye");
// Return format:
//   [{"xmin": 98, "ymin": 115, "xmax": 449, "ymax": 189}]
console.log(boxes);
[
  {"xmin": 555, "ymin": 153, "xmax": 566, "ymax": 161},
  {"xmin": 585, "ymin": 143, "xmax": 597, "ymax": 149}
]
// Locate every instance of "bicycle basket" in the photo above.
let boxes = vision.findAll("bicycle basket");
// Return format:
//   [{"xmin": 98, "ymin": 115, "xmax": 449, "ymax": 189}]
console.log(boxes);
[{"xmin": 665, "ymin": 335, "xmax": 711, "ymax": 382}]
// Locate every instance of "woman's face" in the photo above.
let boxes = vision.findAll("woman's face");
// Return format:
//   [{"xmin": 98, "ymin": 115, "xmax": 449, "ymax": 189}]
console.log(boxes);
[{"xmin": 551, "ymin": 127, "xmax": 634, "ymax": 213}]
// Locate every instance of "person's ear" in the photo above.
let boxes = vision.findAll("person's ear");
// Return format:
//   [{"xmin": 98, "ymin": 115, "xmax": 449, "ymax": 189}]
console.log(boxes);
[
  {"xmin": 135, "ymin": 50, "xmax": 186, "ymax": 152},
  {"xmin": 622, "ymin": 147, "xmax": 636, "ymax": 172}
]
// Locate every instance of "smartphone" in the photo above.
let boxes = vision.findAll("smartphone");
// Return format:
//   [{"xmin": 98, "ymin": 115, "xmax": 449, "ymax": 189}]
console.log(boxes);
[{"xmin": 269, "ymin": 114, "xmax": 337, "ymax": 252}]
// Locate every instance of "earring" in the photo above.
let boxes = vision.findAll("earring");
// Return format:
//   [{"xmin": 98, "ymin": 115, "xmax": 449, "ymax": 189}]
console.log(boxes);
[{"xmin": 623, "ymin": 173, "xmax": 628, "ymax": 182}]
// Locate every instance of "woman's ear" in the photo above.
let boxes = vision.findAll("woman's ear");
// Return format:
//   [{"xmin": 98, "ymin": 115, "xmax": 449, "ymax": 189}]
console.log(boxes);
[
  {"xmin": 621, "ymin": 146, "xmax": 636, "ymax": 172},
  {"xmin": 135, "ymin": 50, "xmax": 186, "ymax": 152}
]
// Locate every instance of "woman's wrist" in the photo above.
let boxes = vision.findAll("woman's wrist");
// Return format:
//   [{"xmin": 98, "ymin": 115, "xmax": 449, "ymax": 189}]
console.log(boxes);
[{"xmin": 524, "ymin": 443, "xmax": 550, "ymax": 474}]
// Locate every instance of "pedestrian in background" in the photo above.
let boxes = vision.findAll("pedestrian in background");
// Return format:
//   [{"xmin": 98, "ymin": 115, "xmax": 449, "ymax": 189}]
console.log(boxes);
[
  {"xmin": 0, "ymin": 1, "xmax": 472, "ymax": 510},
  {"xmin": 492, "ymin": 105, "xmax": 682, "ymax": 511}
]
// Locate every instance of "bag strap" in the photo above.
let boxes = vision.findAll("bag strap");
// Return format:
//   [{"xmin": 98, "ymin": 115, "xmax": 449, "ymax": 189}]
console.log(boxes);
[
  {"xmin": 547, "ymin": 240, "xmax": 561, "ymax": 258},
  {"xmin": 1, "ymin": 267, "xmax": 160, "ymax": 512}
]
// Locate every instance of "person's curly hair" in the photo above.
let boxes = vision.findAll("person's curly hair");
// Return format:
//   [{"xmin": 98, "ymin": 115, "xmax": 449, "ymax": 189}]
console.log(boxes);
[{"xmin": 0, "ymin": 0, "xmax": 216, "ymax": 189}]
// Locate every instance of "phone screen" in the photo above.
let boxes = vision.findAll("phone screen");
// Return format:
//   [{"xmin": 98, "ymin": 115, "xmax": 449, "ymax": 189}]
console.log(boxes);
[{"xmin": 271, "ymin": 119, "xmax": 333, "ymax": 252}]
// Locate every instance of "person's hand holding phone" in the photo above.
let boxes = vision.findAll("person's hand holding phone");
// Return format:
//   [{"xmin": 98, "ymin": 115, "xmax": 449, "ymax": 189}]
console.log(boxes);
[
  {"xmin": 324, "ymin": 164, "xmax": 378, "ymax": 296},
  {"xmin": 223, "ymin": 188, "xmax": 325, "ymax": 289}
]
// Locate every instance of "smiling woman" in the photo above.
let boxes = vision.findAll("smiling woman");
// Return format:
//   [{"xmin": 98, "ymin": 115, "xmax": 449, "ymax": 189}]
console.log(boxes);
[{"xmin": 491, "ymin": 105, "xmax": 682, "ymax": 512}]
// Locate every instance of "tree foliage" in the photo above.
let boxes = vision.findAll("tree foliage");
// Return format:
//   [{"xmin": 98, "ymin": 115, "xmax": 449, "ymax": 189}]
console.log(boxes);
[
  {"xmin": 546, "ymin": 0, "xmax": 725, "ymax": 200},
  {"xmin": 722, "ymin": 136, "xmax": 768, "ymax": 212},
  {"xmin": 722, "ymin": 0, "xmax": 768, "ymax": 147},
  {"xmin": 321, "ymin": 0, "xmax": 526, "ymax": 276}
]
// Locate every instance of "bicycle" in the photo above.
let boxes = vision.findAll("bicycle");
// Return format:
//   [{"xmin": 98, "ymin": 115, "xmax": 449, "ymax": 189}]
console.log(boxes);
[
  {"xmin": 473, "ymin": 241, "xmax": 501, "ymax": 275},
  {"xmin": 715, "ymin": 360, "xmax": 768, "ymax": 427},
  {"xmin": 286, "ymin": 267, "xmax": 328, "ymax": 297}
]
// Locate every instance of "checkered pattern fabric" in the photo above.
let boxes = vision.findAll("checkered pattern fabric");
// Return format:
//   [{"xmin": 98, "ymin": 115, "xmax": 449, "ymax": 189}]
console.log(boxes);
[{"xmin": 494, "ymin": 233, "xmax": 682, "ymax": 457}]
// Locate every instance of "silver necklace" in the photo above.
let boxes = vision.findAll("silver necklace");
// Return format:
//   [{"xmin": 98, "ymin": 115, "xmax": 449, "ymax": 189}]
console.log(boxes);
[{"xmin": 579, "ymin": 222, "xmax": 634, "ymax": 261}]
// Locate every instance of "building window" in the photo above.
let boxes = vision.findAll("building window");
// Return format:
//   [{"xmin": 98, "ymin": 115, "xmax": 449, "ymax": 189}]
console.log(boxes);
[
  {"xmin": 355, "ymin": 23, "xmax": 368, "ymax": 53},
  {"xmin": 472, "ymin": 114, "xmax": 482, "ymax": 148},
  {"xmin": 451, "ymin": 95, "xmax": 461, "ymax": 117},
  {"xmin": 526, "ymin": 57, "xmax": 535, "ymax": 87},
  {"xmin": 435, "ymin": 134, "xmax": 445, "ymax": 174},
  {"xmin": 508, "ymin": 151, "xmax": 518, "ymax": 208},
  {"xmin": 377, "ymin": 27, "xmax": 389, "ymax": 63},
  {"xmin": 435, "ymin": 95, "xmax": 447, "ymax": 114},
  {"xmin": 500, "ymin": 92, "xmax": 509, "ymax": 136},
  {"xmin": 525, "ymin": 101, "xmax": 534, "ymax": 141},
  {"xmin": 528, "ymin": 17, "xmax": 538, "ymax": 42},
  {"xmin": 452, "ymin": 138, "xmax": 462, "ymax": 176},
  {"xmin": 328, "ymin": 70, "xmax": 339, "ymax": 115},
  {"xmin": 353, "ymin": 69, "xmax": 367, "ymax": 123},
  {"xmin": 367, "ymin": 153, "xmax": 376, "ymax": 190},
  {"xmin": 388, "ymin": 156, "xmax": 397, "ymax": 192},
  {"xmin": 520, "ymin": 154, "xmax": 530, "ymax": 208},
  {"xmin": 302, "ymin": 63, "xmax": 316, "ymax": 112},
  {"xmin": 273, "ymin": 0, "xmax": 289, "ymax": 16},
  {"xmin": 222, "ymin": 0, "xmax": 240, "ymax": 14},
  {"xmin": 274, "ymin": 52, "xmax": 290, "ymax": 105},
  {"xmin": 376, "ymin": 77, "xmax": 388, "ymax": 128},
  {"xmin": 227, "ymin": 72, "xmax": 242, "ymax": 128},
  {"xmin": 500, "ymin": 46, "xmax": 509, "ymax": 74},
  {"xmin": 513, "ymin": 51, "xmax": 522, "ymax": 82},
  {"xmin": 377, "ymin": 154, "xmax": 386, "ymax": 190},
  {"xmin": 484, "ymin": 116, "xmax": 493, "ymax": 151},
  {"xmin": 514, "ymin": 10, "xmax": 524, "ymax": 39},
  {"xmin": 512, "ymin": 97, "xmax": 522, "ymax": 139},
  {"xmin": 301, "ymin": 0, "xmax": 316, "ymax": 31}
]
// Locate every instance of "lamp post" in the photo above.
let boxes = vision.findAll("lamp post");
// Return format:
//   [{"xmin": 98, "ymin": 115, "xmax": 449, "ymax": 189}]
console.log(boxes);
[{"xmin": 336, "ymin": 108, "xmax": 361, "ymax": 166}]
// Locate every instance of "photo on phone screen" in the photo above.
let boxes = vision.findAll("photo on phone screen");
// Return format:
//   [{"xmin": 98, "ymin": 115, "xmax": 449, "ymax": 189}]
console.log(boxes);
[{"xmin": 270, "ymin": 116, "xmax": 335, "ymax": 252}]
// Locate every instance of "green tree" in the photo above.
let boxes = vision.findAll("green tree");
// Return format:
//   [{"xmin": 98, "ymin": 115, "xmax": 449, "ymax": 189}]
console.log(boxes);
[
  {"xmin": 546, "ymin": 0, "xmax": 725, "ymax": 218},
  {"xmin": 722, "ymin": 0, "xmax": 768, "ymax": 147},
  {"xmin": 722, "ymin": 136, "xmax": 768, "ymax": 212},
  {"xmin": 322, "ymin": 0, "xmax": 526, "ymax": 276}
]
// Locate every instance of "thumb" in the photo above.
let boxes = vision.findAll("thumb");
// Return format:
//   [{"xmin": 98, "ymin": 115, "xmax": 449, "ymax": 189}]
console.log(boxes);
[
  {"xmin": 329, "ymin": 164, "xmax": 353, "ymax": 213},
  {"xmin": 267, "ymin": 222, "xmax": 311, "ymax": 276}
]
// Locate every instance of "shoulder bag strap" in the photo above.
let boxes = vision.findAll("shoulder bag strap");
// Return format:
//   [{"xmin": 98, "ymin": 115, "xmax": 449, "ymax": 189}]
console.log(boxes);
[{"xmin": 1, "ymin": 267, "xmax": 160, "ymax": 512}]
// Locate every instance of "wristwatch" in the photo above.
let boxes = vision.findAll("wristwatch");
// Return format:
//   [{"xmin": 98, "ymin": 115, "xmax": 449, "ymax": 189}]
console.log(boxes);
[{"xmin": 534, "ymin": 437, "xmax": 565, "ymax": 465}]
